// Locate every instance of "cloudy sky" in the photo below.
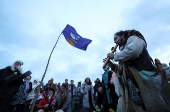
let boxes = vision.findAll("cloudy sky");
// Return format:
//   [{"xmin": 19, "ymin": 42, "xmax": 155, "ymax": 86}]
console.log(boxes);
[{"xmin": 0, "ymin": 0, "xmax": 170, "ymax": 86}]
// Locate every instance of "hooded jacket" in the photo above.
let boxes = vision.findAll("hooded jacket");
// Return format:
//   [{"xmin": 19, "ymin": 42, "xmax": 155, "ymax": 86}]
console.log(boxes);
[
  {"xmin": 26, "ymin": 79, "xmax": 39, "ymax": 101},
  {"xmin": 35, "ymin": 94, "xmax": 54, "ymax": 110}
]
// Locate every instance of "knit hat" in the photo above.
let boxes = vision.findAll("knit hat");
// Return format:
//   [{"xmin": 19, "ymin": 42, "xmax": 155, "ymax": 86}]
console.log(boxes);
[
  {"xmin": 15, "ymin": 60, "xmax": 23, "ymax": 66},
  {"xmin": 50, "ymin": 78, "xmax": 53, "ymax": 82},
  {"xmin": 48, "ymin": 91, "xmax": 53, "ymax": 95}
]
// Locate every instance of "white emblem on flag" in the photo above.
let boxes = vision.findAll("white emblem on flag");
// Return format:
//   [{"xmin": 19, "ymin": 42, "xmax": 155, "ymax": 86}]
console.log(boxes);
[{"xmin": 70, "ymin": 32, "xmax": 80, "ymax": 43}]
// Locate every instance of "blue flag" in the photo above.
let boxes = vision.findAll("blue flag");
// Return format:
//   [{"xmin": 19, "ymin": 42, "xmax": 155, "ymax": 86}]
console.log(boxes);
[{"xmin": 62, "ymin": 24, "xmax": 92, "ymax": 51}]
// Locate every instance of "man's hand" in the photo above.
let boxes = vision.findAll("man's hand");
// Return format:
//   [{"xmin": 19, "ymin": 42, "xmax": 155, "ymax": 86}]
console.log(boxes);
[
  {"xmin": 105, "ymin": 85, "xmax": 108, "ymax": 89},
  {"xmin": 52, "ymin": 106, "xmax": 54, "ymax": 110},
  {"xmin": 103, "ymin": 58, "xmax": 114, "ymax": 68},
  {"xmin": 44, "ymin": 104, "xmax": 49, "ymax": 108},
  {"xmin": 107, "ymin": 53, "xmax": 114, "ymax": 59},
  {"xmin": 98, "ymin": 87, "xmax": 102, "ymax": 93},
  {"xmin": 103, "ymin": 58, "xmax": 118, "ymax": 72},
  {"xmin": 44, "ymin": 104, "xmax": 49, "ymax": 111}
]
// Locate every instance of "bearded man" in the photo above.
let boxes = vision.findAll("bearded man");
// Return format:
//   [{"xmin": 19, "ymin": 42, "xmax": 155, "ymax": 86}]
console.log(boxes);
[
  {"xmin": 106, "ymin": 30, "xmax": 170, "ymax": 112},
  {"xmin": 51, "ymin": 83, "xmax": 71, "ymax": 112},
  {"xmin": 0, "ymin": 60, "xmax": 24, "ymax": 112}
]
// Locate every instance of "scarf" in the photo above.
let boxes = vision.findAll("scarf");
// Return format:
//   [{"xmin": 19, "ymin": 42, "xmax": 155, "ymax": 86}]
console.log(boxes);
[
  {"xmin": 58, "ymin": 90, "xmax": 68, "ymax": 107},
  {"xmin": 103, "ymin": 70, "xmax": 112, "ymax": 104},
  {"xmin": 24, "ymin": 80, "xmax": 30, "ymax": 94}
]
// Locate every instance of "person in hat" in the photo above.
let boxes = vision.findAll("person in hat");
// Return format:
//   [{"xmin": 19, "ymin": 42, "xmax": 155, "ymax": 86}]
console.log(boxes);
[
  {"xmin": 45, "ymin": 78, "xmax": 56, "ymax": 94},
  {"xmin": 0, "ymin": 60, "xmax": 26, "ymax": 112},
  {"xmin": 35, "ymin": 91, "xmax": 54, "ymax": 112},
  {"xmin": 33, "ymin": 88, "xmax": 45, "ymax": 109}
]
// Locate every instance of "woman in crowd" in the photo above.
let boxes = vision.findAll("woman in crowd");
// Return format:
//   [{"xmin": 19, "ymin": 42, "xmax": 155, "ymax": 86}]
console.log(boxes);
[{"xmin": 80, "ymin": 78, "xmax": 96, "ymax": 112}]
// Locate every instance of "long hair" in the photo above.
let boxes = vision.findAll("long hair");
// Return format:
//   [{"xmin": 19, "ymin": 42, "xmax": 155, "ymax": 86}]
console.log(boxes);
[
  {"xmin": 85, "ymin": 77, "xmax": 92, "ymax": 85},
  {"xmin": 96, "ymin": 78, "xmax": 101, "ymax": 83}
]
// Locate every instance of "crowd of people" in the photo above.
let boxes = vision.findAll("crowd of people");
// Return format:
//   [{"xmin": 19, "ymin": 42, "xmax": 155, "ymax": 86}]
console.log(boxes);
[
  {"xmin": 0, "ymin": 60, "xmax": 119, "ymax": 112},
  {"xmin": 1, "ymin": 29, "xmax": 170, "ymax": 112}
]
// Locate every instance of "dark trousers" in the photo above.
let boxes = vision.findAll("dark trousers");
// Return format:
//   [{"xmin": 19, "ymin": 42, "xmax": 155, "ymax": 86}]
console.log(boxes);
[
  {"xmin": 23, "ymin": 100, "xmax": 31, "ymax": 112},
  {"xmin": 0, "ymin": 98, "xmax": 10, "ymax": 112},
  {"xmin": 6, "ymin": 104, "xmax": 24, "ymax": 112},
  {"xmin": 103, "ymin": 95, "xmax": 111, "ymax": 112}
]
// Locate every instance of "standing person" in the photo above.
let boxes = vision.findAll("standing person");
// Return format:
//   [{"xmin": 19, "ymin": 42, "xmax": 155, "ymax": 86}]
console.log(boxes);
[
  {"xmin": 98, "ymin": 66, "xmax": 118, "ymax": 112},
  {"xmin": 68, "ymin": 80, "xmax": 76, "ymax": 97},
  {"xmin": 65, "ymin": 79, "xmax": 69, "ymax": 88},
  {"xmin": 73, "ymin": 81, "xmax": 83, "ymax": 112},
  {"xmin": 80, "ymin": 78, "xmax": 96, "ymax": 112},
  {"xmin": 7, "ymin": 74, "xmax": 32, "ymax": 112},
  {"xmin": 68, "ymin": 80, "xmax": 76, "ymax": 112},
  {"xmin": 45, "ymin": 78, "xmax": 56, "ymax": 94},
  {"xmin": 94, "ymin": 78, "xmax": 103, "ymax": 110},
  {"xmin": 0, "ymin": 60, "xmax": 25, "ymax": 112},
  {"xmin": 51, "ymin": 83, "xmax": 71, "ymax": 112},
  {"xmin": 23, "ymin": 79, "xmax": 39, "ymax": 112}
]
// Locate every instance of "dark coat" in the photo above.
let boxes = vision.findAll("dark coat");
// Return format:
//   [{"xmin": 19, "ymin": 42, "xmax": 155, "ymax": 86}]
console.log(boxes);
[
  {"xmin": 0, "ymin": 67, "xmax": 23, "ymax": 112},
  {"xmin": 94, "ymin": 81, "xmax": 103, "ymax": 106},
  {"xmin": 102, "ymin": 70, "xmax": 118, "ymax": 111},
  {"xmin": 102, "ymin": 71, "xmax": 114, "ymax": 95},
  {"xmin": 9, "ymin": 81, "xmax": 32, "ymax": 105}
]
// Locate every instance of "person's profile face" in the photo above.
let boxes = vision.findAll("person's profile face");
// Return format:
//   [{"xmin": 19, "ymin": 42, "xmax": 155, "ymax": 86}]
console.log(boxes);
[
  {"xmin": 114, "ymin": 35, "xmax": 122, "ymax": 45},
  {"xmin": 104, "ymin": 67, "xmax": 108, "ymax": 71}
]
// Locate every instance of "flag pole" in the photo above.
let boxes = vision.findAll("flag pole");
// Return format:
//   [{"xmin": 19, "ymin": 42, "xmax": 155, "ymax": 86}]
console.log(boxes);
[{"xmin": 30, "ymin": 32, "xmax": 63, "ymax": 112}]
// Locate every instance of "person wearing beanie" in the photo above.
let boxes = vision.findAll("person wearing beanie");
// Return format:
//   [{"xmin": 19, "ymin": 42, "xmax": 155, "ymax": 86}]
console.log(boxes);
[
  {"xmin": 0, "ymin": 60, "xmax": 29, "ymax": 112},
  {"xmin": 45, "ymin": 78, "xmax": 56, "ymax": 94}
]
